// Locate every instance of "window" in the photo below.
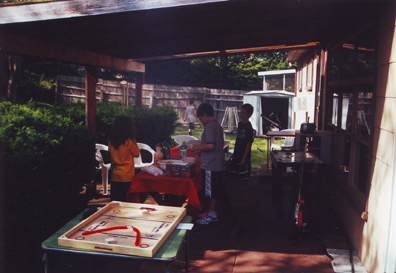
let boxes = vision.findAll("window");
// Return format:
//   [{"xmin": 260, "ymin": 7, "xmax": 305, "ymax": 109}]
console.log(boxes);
[
  {"xmin": 356, "ymin": 85, "xmax": 373, "ymax": 139},
  {"xmin": 285, "ymin": 73, "xmax": 295, "ymax": 92},
  {"xmin": 332, "ymin": 92, "xmax": 338, "ymax": 126},
  {"xmin": 341, "ymin": 89, "xmax": 353, "ymax": 132},
  {"xmin": 341, "ymin": 44, "xmax": 354, "ymax": 80},
  {"xmin": 326, "ymin": 25, "xmax": 376, "ymax": 199},
  {"xmin": 307, "ymin": 60, "xmax": 313, "ymax": 91},
  {"xmin": 299, "ymin": 67, "xmax": 303, "ymax": 92},
  {"xmin": 330, "ymin": 47, "xmax": 340, "ymax": 81},
  {"xmin": 266, "ymin": 74, "xmax": 284, "ymax": 90},
  {"xmin": 356, "ymin": 26, "xmax": 376, "ymax": 78}
]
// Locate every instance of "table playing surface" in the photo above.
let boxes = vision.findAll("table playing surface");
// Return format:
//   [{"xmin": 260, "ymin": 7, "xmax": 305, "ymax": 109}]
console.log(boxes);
[{"xmin": 43, "ymin": 205, "xmax": 192, "ymax": 261}]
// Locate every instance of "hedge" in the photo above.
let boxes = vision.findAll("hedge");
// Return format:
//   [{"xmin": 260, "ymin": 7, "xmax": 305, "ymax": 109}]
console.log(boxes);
[{"xmin": 54, "ymin": 101, "xmax": 179, "ymax": 147}]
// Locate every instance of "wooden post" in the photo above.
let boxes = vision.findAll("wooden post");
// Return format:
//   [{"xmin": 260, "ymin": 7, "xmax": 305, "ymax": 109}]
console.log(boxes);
[
  {"xmin": 54, "ymin": 75, "xmax": 60, "ymax": 104},
  {"xmin": 151, "ymin": 95, "xmax": 157, "ymax": 108},
  {"xmin": 135, "ymin": 72, "xmax": 144, "ymax": 106},
  {"xmin": 98, "ymin": 79, "xmax": 103, "ymax": 102},
  {"xmin": 120, "ymin": 80, "xmax": 127, "ymax": 112},
  {"xmin": 85, "ymin": 65, "xmax": 98, "ymax": 133},
  {"xmin": 7, "ymin": 54, "xmax": 20, "ymax": 104},
  {"xmin": 126, "ymin": 82, "xmax": 129, "ymax": 108}
]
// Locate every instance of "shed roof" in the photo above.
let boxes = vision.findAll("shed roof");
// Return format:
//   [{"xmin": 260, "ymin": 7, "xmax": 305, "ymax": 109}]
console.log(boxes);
[
  {"xmin": 244, "ymin": 90, "xmax": 295, "ymax": 98},
  {"xmin": 258, "ymin": 69, "xmax": 296, "ymax": 76}
]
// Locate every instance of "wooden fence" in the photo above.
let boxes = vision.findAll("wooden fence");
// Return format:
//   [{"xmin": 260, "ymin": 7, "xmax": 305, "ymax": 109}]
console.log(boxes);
[{"xmin": 55, "ymin": 75, "xmax": 248, "ymax": 124}]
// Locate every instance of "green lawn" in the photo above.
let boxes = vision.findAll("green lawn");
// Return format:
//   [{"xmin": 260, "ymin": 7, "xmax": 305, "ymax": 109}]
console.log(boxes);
[{"xmin": 172, "ymin": 124, "xmax": 285, "ymax": 170}]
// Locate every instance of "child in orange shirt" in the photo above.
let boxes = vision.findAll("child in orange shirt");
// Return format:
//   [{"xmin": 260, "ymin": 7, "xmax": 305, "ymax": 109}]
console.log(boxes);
[{"xmin": 108, "ymin": 116, "xmax": 140, "ymax": 202}]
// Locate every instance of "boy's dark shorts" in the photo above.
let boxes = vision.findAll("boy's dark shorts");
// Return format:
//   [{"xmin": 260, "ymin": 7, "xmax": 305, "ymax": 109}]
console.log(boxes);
[
  {"xmin": 189, "ymin": 122, "xmax": 194, "ymax": 130},
  {"xmin": 202, "ymin": 169, "xmax": 223, "ymax": 198}
]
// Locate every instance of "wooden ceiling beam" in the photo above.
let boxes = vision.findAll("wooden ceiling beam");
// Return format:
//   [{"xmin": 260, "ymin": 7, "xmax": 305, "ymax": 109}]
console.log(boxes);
[
  {"xmin": 120, "ymin": 24, "xmax": 321, "ymax": 60},
  {"xmin": 135, "ymin": 42, "xmax": 320, "ymax": 62},
  {"xmin": 0, "ymin": 29, "xmax": 145, "ymax": 72},
  {"xmin": 0, "ymin": 0, "xmax": 227, "ymax": 24}
]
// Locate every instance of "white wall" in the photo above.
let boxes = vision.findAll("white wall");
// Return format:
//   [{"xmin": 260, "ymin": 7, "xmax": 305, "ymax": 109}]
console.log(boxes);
[
  {"xmin": 360, "ymin": 1, "xmax": 396, "ymax": 272},
  {"xmin": 294, "ymin": 55, "xmax": 318, "ymax": 129},
  {"xmin": 293, "ymin": 93, "xmax": 315, "ymax": 129}
]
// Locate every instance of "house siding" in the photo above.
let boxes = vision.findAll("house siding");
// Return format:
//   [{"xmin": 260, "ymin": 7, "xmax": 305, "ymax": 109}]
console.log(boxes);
[
  {"xmin": 362, "ymin": 1, "xmax": 396, "ymax": 272},
  {"xmin": 294, "ymin": 56, "xmax": 318, "ymax": 128}
]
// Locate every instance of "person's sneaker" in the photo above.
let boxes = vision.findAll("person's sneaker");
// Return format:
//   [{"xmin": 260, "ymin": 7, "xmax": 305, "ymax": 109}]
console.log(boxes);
[
  {"xmin": 196, "ymin": 214, "xmax": 218, "ymax": 225},
  {"xmin": 197, "ymin": 211, "xmax": 209, "ymax": 219}
]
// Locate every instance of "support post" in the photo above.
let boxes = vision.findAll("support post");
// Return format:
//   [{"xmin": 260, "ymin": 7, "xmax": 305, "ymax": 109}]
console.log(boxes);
[
  {"xmin": 135, "ymin": 72, "xmax": 144, "ymax": 106},
  {"xmin": 85, "ymin": 65, "xmax": 98, "ymax": 133}
]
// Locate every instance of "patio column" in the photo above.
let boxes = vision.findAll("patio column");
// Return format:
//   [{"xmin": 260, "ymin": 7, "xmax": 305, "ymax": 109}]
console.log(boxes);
[
  {"xmin": 85, "ymin": 65, "xmax": 98, "ymax": 133},
  {"xmin": 135, "ymin": 72, "xmax": 144, "ymax": 106}
]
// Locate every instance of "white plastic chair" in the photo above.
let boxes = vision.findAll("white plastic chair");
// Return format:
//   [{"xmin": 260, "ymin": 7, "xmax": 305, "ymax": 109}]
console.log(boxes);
[
  {"xmin": 135, "ymin": 143, "xmax": 155, "ymax": 168},
  {"xmin": 280, "ymin": 129, "xmax": 296, "ymax": 150},
  {"xmin": 95, "ymin": 144, "xmax": 111, "ymax": 195},
  {"xmin": 281, "ymin": 136, "xmax": 295, "ymax": 150},
  {"xmin": 173, "ymin": 135, "xmax": 198, "ymax": 145}
]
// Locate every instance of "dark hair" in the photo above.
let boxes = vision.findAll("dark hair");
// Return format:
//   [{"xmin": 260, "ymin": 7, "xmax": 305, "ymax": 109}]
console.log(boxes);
[
  {"xmin": 197, "ymin": 103, "xmax": 214, "ymax": 117},
  {"xmin": 241, "ymin": 103, "xmax": 254, "ymax": 117},
  {"xmin": 189, "ymin": 99, "xmax": 194, "ymax": 104},
  {"xmin": 108, "ymin": 116, "xmax": 136, "ymax": 150}
]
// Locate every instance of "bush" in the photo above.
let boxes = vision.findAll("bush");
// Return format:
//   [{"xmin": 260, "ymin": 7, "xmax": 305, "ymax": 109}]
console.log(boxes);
[
  {"xmin": 96, "ymin": 102, "xmax": 179, "ymax": 148},
  {"xmin": 0, "ymin": 100, "xmax": 178, "ymax": 271},
  {"xmin": 49, "ymin": 101, "xmax": 179, "ymax": 147},
  {"xmin": 126, "ymin": 104, "xmax": 179, "ymax": 148},
  {"xmin": 0, "ymin": 101, "xmax": 97, "ymax": 272},
  {"xmin": 50, "ymin": 100, "xmax": 87, "ymax": 124},
  {"xmin": 95, "ymin": 101, "xmax": 123, "ymax": 144}
]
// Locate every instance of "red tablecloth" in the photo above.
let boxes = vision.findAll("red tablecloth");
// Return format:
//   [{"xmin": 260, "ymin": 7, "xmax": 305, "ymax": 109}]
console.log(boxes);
[{"xmin": 126, "ymin": 168, "xmax": 202, "ymax": 210}]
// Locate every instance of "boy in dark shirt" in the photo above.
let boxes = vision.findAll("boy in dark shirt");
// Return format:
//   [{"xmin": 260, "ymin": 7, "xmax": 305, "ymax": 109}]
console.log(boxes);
[
  {"xmin": 226, "ymin": 103, "xmax": 255, "ymax": 236},
  {"xmin": 230, "ymin": 103, "xmax": 254, "ymax": 172}
]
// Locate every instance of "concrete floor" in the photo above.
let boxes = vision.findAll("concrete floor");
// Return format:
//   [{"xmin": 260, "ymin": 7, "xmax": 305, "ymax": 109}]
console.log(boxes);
[{"xmin": 87, "ymin": 170, "xmax": 355, "ymax": 273}]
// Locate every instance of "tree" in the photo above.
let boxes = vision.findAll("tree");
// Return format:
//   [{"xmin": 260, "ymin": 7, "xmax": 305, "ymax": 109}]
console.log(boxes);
[
  {"xmin": 0, "ymin": 53, "xmax": 83, "ymax": 104},
  {"xmin": 6, "ymin": 54, "xmax": 20, "ymax": 103},
  {"xmin": 0, "ymin": 52, "xmax": 291, "ymax": 103},
  {"xmin": 145, "ymin": 52, "xmax": 291, "ymax": 90}
]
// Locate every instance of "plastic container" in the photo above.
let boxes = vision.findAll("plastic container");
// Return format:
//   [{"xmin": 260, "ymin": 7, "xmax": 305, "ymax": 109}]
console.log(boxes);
[
  {"xmin": 161, "ymin": 141, "xmax": 171, "ymax": 159},
  {"xmin": 171, "ymin": 146, "xmax": 195, "ymax": 159},
  {"xmin": 154, "ymin": 146, "xmax": 163, "ymax": 164},
  {"xmin": 179, "ymin": 141, "xmax": 188, "ymax": 159}
]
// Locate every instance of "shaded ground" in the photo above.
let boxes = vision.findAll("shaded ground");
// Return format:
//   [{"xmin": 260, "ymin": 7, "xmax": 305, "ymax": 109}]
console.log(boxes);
[{"xmin": 67, "ymin": 169, "xmax": 352, "ymax": 273}]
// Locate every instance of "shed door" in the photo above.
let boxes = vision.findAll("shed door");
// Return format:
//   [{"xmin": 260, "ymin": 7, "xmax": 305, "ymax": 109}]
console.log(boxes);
[{"xmin": 261, "ymin": 97, "xmax": 289, "ymax": 133}]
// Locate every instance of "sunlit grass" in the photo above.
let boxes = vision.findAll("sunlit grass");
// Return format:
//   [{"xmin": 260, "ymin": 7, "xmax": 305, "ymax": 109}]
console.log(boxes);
[{"xmin": 172, "ymin": 124, "xmax": 285, "ymax": 170}]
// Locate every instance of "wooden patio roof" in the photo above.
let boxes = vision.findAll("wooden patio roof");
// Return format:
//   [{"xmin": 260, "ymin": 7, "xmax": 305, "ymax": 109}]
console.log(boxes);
[
  {"xmin": 0, "ymin": 0, "xmax": 377, "ymax": 132},
  {"xmin": 0, "ymin": 0, "xmax": 377, "ymax": 68}
]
